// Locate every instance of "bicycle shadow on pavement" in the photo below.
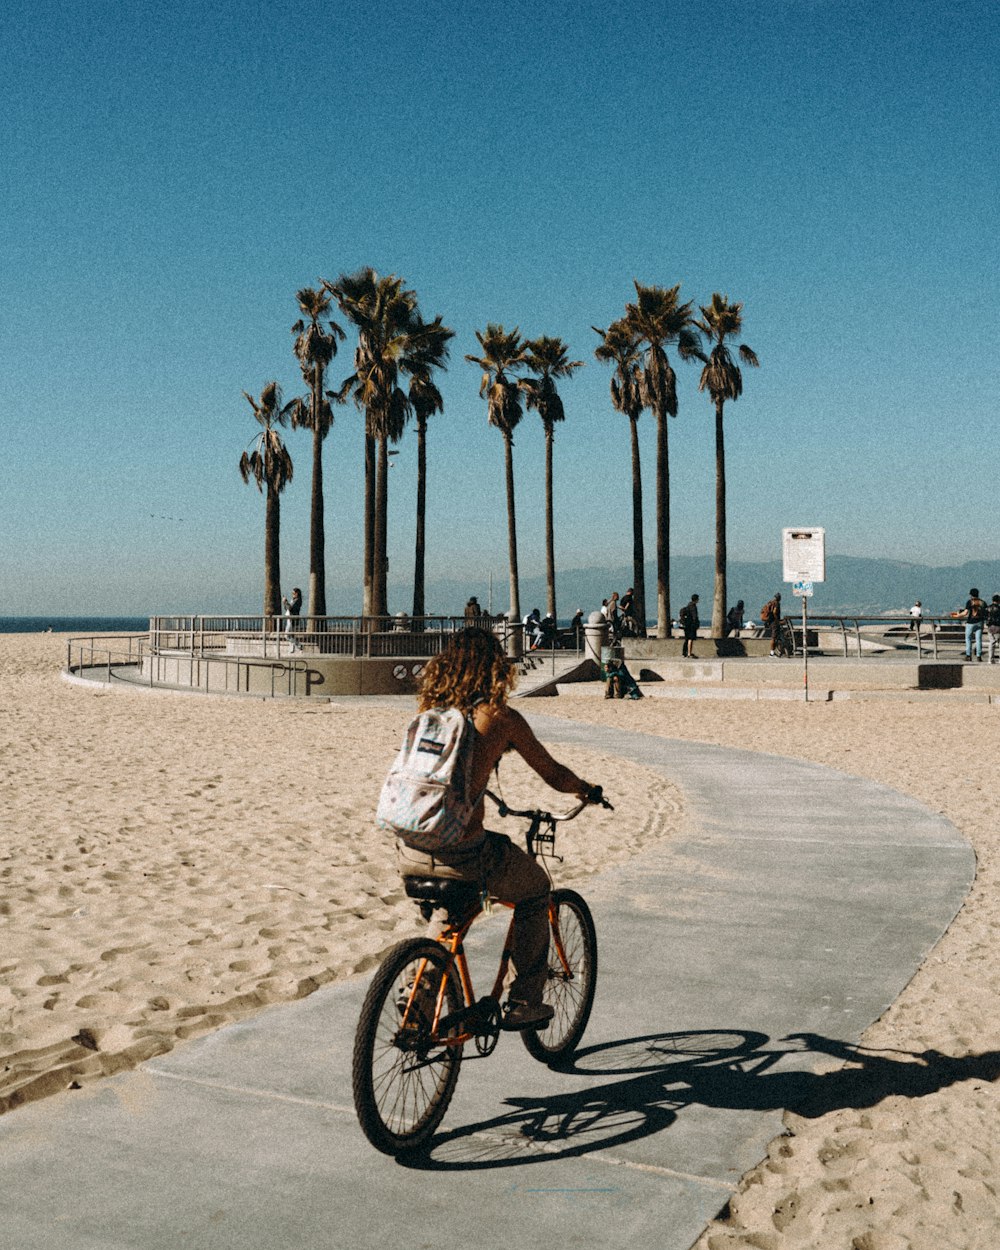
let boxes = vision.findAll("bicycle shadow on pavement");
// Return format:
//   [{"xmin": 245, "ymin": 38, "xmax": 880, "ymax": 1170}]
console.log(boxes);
[{"xmin": 402, "ymin": 1029, "xmax": 1000, "ymax": 1171}]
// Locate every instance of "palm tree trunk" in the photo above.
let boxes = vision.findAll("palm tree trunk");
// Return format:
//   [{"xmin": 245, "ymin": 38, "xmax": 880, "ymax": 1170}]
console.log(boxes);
[
  {"xmin": 374, "ymin": 436, "xmax": 389, "ymax": 619},
  {"xmin": 413, "ymin": 418, "xmax": 426, "ymax": 619},
  {"xmin": 629, "ymin": 413, "xmax": 647, "ymax": 636},
  {"xmin": 264, "ymin": 481, "xmax": 281, "ymax": 620},
  {"xmin": 308, "ymin": 406, "xmax": 326, "ymax": 620},
  {"xmin": 712, "ymin": 399, "xmax": 727, "ymax": 638},
  {"xmin": 504, "ymin": 433, "xmax": 520, "ymax": 622},
  {"xmin": 362, "ymin": 428, "xmax": 375, "ymax": 620},
  {"xmin": 544, "ymin": 426, "xmax": 556, "ymax": 622},
  {"xmin": 655, "ymin": 407, "xmax": 671, "ymax": 638}
]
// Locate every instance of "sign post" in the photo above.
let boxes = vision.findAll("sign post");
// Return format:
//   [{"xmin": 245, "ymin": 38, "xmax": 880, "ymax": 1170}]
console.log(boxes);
[
  {"xmin": 783, "ymin": 529, "xmax": 826, "ymax": 703},
  {"xmin": 792, "ymin": 581, "xmax": 813, "ymax": 700}
]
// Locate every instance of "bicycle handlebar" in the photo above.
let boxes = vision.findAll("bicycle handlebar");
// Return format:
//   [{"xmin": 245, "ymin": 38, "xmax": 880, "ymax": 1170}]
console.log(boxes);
[{"xmin": 484, "ymin": 786, "xmax": 614, "ymax": 822}]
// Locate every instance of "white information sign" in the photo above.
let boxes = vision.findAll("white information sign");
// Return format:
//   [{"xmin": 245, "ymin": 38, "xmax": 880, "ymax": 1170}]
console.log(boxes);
[
  {"xmin": 783, "ymin": 527, "xmax": 826, "ymax": 583},
  {"xmin": 792, "ymin": 581, "xmax": 814, "ymax": 597}
]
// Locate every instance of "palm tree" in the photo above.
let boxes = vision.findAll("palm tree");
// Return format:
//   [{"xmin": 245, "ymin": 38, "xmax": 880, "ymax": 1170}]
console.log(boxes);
[
  {"xmin": 521, "ymin": 336, "xmax": 583, "ymax": 623},
  {"xmin": 325, "ymin": 268, "xmax": 419, "ymax": 620},
  {"xmin": 593, "ymin": 318, "xmax": 647, "ymax": 635},
  {"xmin": 325, "ymin": 270, "xmax": 452, "ymax": 620},
  {"xmin": 408, "ymin": 369, "xmax": 441, "ymax": 621},
  {"xmin": 692, "ymin": 293, "xmax": 760, "ymax": 637},
  {"xmin": 407, "ymin": 314, "xmax": 454, "ymax": 619},
  {"xmin": 466, "ymin": 324, "xmax": 527, "ymax": 623},
  {"xmin": 623, "ymin": 281, "xmax": 698, "ymax": 638},
  {"xmin": 239, "ymin": 381, "xmax": 294, "ymax": 619},
  {"xmin": 286, "ymin": 287, "xmax": 345, "ymax": 620}
]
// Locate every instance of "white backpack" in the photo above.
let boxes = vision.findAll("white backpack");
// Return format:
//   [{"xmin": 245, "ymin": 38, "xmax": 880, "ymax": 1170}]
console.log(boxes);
[{"xmin": 375, "ymin": 707, "xmax": 479, "ymax": 851}]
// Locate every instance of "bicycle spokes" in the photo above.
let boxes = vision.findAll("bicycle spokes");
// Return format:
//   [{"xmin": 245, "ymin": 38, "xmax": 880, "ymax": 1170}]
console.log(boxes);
[{"xmin": 352, "ymin": 939, "xmax": 464, "ymax": 1154}]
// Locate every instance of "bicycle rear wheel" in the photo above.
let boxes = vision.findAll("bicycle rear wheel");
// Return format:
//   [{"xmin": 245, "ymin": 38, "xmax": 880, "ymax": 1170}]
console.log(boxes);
[
  {"xmin": 352, "ymin": 938, "xmax": 463, "ymax": 1155},
  {"xmin": 522, "ymin": 888, "xmax": 597, "ymax": 1065}
]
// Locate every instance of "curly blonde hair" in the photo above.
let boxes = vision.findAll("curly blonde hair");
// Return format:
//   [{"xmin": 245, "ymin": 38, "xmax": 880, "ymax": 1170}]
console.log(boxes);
[{"xmin": 417, "ymin": 627, "xmax": 516, "ymax": 713}]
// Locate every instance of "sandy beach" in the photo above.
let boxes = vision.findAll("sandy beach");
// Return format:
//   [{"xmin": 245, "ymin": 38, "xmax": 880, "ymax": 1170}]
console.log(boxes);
[
  {"xmin": 3, "ymin": 634, "xmax": 1000, "ymax": 1247},
  {"xmin": 0, "ymin": 635, "xmax": 679, "ymax": 1112}
]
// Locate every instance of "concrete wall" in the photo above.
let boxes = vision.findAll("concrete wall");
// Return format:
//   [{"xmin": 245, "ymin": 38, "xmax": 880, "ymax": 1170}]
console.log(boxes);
[
  {"xmin": 139, "ymin": 648, "xmax": 1000, "ymax": 698},
  {"xmin": 627, "ymin": 657, "xmax": 1000, "ymax": 691},
  {"xmin": 142, "ymin": 652, "xmax": 426, "ymax": 697},
  {"xmin": 625, "ymin": 637, "xmax": 777, "ymax": 659}
]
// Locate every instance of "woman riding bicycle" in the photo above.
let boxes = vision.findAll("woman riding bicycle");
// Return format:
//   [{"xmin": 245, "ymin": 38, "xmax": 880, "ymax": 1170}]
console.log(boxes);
[{"xmin": 396, "ymin": 627, "xmax": 600, "ymax": 1030}]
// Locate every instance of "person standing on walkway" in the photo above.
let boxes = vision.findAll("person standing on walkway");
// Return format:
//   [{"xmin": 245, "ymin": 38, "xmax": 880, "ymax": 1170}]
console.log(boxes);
[
  {"xmin": 986, "ymin": 594, "xmax": 1000, "ymax": 664},
  {"xmin": 282, "ymin": 587, "xmax": 302, "ymax": 653},
  {"xmin": 523, "ymin": 607, "xmax": 543, "ymax": 650},
  {"xmin": 762, "ymin": 592, "xmax": 786, "ymax": 656},
  {"xmin": 606, "ymin": 591, "xmax": 621, "ymax": 640},
  {"xmin": 962, "ymin": 588, "xmax": 986, "ymax": 661},
  {"xmin": 679, "ymin": 594, "xmax": 700, "ymax": 658},
  {"xmin": 619, "ymin": 587, "xmax": 640, "ymax": 637},
  {"xmin": 909, "ymin": 600, "xmax": 923, "ymax": 636}
]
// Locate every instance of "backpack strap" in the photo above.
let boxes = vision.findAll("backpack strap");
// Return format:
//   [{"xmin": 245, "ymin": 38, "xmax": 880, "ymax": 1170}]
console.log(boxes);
[{"xmin": 463, "ymin": 695, "xmax": 491, "ymax": 809}]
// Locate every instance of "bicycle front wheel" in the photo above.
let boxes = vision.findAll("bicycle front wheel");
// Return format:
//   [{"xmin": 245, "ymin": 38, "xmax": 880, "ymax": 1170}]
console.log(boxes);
[
  {"xmin": 522, "ymin": 888, "xmax": 598, "ymax": 1065},
  {"xmin": 352, "ymin": 938, "xmax": 464, "ymax": 1155}
]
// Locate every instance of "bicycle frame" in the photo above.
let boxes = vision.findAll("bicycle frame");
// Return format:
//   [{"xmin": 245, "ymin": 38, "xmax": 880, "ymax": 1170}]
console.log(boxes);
[
  {"xmin": 396, "ymin": 788, "xmax": 611, "ymax": 1050},
  {"xmin": 399, "ymin": 835, "xmax": 577, "ymax": 1049}
]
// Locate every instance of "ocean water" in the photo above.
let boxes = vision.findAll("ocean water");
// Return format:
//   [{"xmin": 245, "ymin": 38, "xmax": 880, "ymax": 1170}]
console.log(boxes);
[{"xmin": 0, "ymin": 617, "xmax": 150, "ymax": 634}]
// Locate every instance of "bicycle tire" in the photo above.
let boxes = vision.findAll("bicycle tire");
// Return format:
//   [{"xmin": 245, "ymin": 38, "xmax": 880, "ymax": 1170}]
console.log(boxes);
[
  {"xmin": 522, "ymin": 888, "xmax": 597, "ymax": 1065},
  {"xmin": 352, "ymin": 938, "xmax": 463, "ymax": 1155}
]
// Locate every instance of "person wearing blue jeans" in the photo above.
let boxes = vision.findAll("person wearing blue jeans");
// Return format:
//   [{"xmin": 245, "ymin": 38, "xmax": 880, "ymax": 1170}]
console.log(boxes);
[{"xmin": 962, "ymin": 588, "xmax": 986, "ymax": 661}]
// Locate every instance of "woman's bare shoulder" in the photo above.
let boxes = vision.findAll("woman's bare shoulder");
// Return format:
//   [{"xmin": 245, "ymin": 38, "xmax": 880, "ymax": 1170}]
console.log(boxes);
[{"xmin": 473, "ymin": 702, "xmax": 531, "ymax": 746}]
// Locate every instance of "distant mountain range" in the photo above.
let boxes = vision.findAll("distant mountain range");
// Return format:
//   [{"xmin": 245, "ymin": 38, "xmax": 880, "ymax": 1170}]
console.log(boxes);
[{"xmin": 400, "ymin": 554, "xmax": 1000, "ymax": 622}]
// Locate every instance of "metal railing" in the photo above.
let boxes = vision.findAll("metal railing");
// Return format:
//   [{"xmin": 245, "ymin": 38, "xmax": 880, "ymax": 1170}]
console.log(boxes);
[
  {"xmin": 66, "ymin": 634, "xmax": 313, "ymax": 697},
  {"xmin": 65, "ymin": 635, "xmax": 147, "ymax": 686},
  {"xmin": 148, "ymin": 614, "xmax": 585, "ymax": 661},
  {"xmin": 780, "ymin": 615, "xmax": 974, "ymax": 660}
]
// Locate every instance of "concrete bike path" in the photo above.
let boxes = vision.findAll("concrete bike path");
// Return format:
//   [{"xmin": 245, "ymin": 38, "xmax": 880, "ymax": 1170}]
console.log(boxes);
[{"xmin": 0, "ymin": 716, "xmax": 975, "ymax": 1250}]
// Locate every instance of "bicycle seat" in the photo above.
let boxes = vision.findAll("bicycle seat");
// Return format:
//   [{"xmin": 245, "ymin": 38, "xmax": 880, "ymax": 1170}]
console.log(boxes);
[{"xmin": 403, "ymin": 876, "xmax": 481, "ymax": 909}]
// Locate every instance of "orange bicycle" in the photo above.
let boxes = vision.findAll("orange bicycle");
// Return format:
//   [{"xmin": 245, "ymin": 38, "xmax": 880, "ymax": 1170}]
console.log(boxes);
[{"xmin": 352, "ymin": 788, "xmax": 612, "ymax": 1155}]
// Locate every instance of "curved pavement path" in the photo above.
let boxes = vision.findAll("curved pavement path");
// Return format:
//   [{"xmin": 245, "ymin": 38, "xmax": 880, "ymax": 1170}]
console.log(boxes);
[{"xmin": 0, "ymin": 715, "xmax": 974, "ymax": 1250}]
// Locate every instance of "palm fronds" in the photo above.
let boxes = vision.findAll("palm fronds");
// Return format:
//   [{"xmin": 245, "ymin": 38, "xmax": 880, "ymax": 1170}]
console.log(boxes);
[{"xmin": 239, "ymin": 383, "xmax": 294, "ymax": 493}]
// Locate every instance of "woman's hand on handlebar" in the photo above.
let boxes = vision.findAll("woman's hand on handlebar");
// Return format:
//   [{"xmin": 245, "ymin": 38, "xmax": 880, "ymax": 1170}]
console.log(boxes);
[{"xmin": 581, "ymin": 783, "xmax": 614, "ymax": 811}]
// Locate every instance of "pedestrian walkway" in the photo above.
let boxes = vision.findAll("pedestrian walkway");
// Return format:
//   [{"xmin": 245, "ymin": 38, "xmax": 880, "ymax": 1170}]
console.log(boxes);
[{"xmin": 0, "ymin": 717, "xmax": 974, "ymax": 1250}]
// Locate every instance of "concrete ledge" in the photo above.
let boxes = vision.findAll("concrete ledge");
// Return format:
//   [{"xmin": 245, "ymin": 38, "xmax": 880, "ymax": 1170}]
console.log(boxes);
[
  {"xmin": 616, "ymin": 657, "xmax": 1000, "ymax": 693},
  {"xmin": 557, "ymin": 683, "xmax": 833, "ymax": 701},
  {"xmin": 955, "ymin": 661, "xmax": 1000, "ymax": 688},
  {"xmin": 142, "ymin": 653, "xmax": 427, "ymax": 697},
  {"xmin": 831, "ymin": 689, "xmax": 999, "ymax": 703},
  {"xmin": 636, "ymin": 660, "xmax": 726, "ymax": 684},
  {"xmin": 625, "ymin": 637, "xmax": 773, "ymax": 659}
]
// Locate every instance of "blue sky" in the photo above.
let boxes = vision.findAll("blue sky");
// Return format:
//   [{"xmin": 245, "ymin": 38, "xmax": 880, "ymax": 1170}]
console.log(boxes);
[{"xmin": 3, "ymin": 0, "xmax": 997, "ymax": 615}]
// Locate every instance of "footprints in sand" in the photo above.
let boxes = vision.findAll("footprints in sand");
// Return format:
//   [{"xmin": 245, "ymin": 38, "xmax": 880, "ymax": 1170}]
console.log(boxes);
[
  {"xmin": 697, "ymin": 1095, "xmax": 1000, "ymax": 1250},
  {"xmin": 100, "ymin": 943, "xmax": 153, "ymax": 963},
  {"xmin": 3, "ymin": 671, "xmax": 682, "ymax": 1120}
]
